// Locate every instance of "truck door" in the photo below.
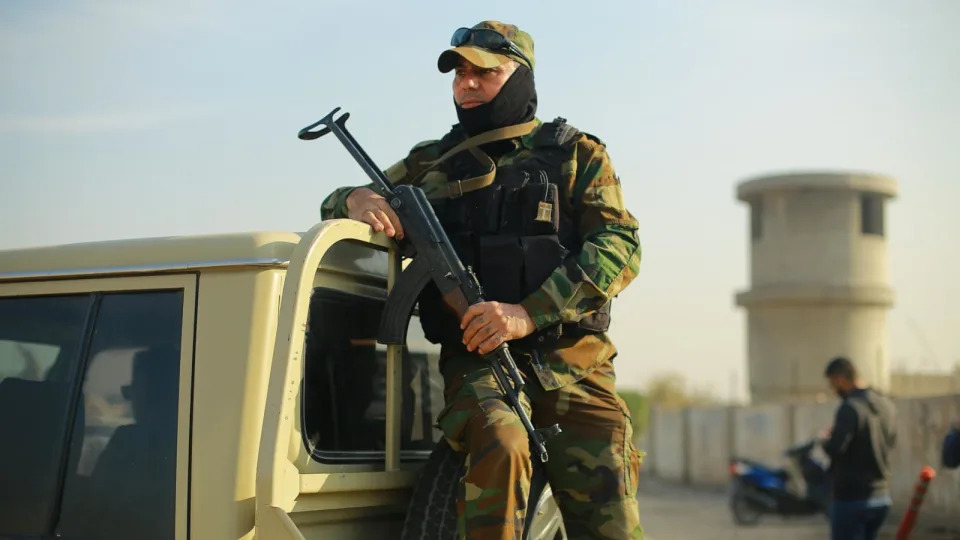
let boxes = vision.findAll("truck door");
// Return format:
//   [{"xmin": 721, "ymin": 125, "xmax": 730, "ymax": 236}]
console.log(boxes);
[
  {"xmin": 256, "ymin": 219, "xmax": 443, "ymax": 539},
  {"xmin": 0, "ymin": 275, "xmax": 196, "ymax": 540}
]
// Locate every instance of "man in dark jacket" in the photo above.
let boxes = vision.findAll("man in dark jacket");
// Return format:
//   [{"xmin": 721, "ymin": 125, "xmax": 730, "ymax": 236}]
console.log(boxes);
[
  {"xmin": 944, "ymin": 421, "xmax": 960, "ymax": 469},
  {"xmin": 822, "ymin": 357, "xmax": 898, "ymax": 540}
]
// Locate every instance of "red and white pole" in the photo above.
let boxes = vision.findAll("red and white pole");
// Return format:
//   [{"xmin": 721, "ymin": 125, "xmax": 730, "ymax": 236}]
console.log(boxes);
[{"xmin": 895, "ymin": 465, "xmax": 936, "ymax": 540}]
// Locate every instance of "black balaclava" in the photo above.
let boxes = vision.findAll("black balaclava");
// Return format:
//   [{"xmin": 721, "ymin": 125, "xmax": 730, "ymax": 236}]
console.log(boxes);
[{"xmin": 455, "ymin": 63, "xmax": 537, "ymax": 138}]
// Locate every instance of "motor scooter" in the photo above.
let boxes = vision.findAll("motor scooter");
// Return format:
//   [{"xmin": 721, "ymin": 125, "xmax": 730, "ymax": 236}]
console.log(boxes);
[{"xmin": 728, "ymin": 439, "xmax": 831, "ymax": 525}]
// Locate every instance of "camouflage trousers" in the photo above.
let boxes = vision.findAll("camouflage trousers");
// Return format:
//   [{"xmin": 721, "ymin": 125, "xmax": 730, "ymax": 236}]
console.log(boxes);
[{"xmin": 436, "ymin": 353, "xmax": 645, "ymax": 540}]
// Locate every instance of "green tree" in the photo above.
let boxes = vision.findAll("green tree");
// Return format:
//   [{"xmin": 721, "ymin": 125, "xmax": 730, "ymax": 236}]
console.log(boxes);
[
  {"xmin": 617, "ymin": 389, "xmax": 649, "ymax": 438},
  {"xmin": 645, "ymin": 373, "xmax": 718, "ymax": 409}
]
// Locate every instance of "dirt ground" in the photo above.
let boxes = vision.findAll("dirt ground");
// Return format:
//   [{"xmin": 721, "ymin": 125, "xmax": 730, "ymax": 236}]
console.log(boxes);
[{"xmin": 636, "ymin": 478, "xmax": 960, "ymax": 540}]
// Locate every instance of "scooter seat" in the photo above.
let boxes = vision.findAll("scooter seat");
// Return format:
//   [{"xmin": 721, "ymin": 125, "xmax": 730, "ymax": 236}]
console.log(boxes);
[{"xmin": 731, "ymin": 457, "xmax": 768, "ymax": 469}]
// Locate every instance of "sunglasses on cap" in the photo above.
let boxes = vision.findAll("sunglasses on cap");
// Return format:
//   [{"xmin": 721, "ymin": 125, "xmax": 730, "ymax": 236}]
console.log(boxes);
[{"xmin": 450, "ymin": 27, "xmax": 532, "ymax": 70}]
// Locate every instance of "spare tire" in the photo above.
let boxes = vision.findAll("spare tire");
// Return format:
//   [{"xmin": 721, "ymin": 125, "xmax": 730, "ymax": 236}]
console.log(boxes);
[{"xmin": 401, "ymin": 439, "xmax": 567, "ymax": 539}]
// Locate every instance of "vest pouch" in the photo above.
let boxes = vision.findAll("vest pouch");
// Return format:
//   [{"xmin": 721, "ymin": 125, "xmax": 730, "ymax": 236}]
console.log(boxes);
[
  {"xmin": 466, "ymin": 184, "xmax": 503, "ymax": 234},
  {"xmin": 437, "ymin": 196, "xmax": 469, "ymax": 232},
  {"xmin": 478, "ymin": 234, "xmax": 524, "ymax": 303},
  {"xmin": 519, "ymin": 180, "xmax": 559, "ymax": 236},
  {"xmin": 520, "ymin": 234, "xmax": 565, "ymax": 294},
  {"xmin": 448, "ymin": 231, "xmax": 475, "ymax": 270}
]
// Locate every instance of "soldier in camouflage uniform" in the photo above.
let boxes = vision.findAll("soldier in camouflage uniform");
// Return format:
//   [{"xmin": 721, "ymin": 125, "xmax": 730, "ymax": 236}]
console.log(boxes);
[{"xmin": 321, "ymin": 20, "xmax": 644, "ymax": 540}]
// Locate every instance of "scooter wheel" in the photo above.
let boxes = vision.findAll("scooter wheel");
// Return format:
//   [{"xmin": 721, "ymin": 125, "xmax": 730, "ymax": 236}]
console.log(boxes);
[{"xmin": 730, "ymin": 487, "xmax": 763, "ymax": 526}]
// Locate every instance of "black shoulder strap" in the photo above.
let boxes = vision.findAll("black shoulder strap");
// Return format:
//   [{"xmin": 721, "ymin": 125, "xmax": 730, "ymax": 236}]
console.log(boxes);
[{"xmin": 533, "ymin": 117, "xmax": 581, "ymax": 151}]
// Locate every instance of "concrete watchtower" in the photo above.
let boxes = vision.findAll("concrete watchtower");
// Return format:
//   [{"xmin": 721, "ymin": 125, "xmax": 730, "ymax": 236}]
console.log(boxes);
[{"xmin": 734, "ymin": 172, "xmax": 898, "ymax": 403}]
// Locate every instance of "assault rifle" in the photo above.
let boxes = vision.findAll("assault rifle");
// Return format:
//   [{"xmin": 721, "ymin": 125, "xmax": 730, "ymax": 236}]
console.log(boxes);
[{"xmin": 299, "ymin": 107, "xmax": 561, "ymax": 462}]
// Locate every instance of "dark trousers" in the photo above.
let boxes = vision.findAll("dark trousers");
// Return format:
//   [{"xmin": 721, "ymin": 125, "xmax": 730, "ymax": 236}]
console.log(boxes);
[{"xmin": 830, "ymin": 500, "xmax": 890, "ymax": 540}]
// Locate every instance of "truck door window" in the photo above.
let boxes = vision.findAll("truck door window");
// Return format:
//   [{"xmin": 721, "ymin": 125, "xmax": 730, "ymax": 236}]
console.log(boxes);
[
  {"xmin": 0, "ymin": 294, "xmax": 93, "ymax": 537},
  {"xmin": 302, "ymin": 288, "xmax": 444, "ymax": 463},
  {"xmin": 56, "ymin": 291, "xmax": 183, "ymax": 540}
]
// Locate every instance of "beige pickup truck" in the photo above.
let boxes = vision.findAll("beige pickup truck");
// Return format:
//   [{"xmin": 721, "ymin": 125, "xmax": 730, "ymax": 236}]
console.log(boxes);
[{"xmin": 0, "ymin": 219, "xmax": 565, "ymax": 539}]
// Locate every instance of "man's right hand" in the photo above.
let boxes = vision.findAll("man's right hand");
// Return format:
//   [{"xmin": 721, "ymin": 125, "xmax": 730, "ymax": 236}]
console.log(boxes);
[{"xmin": 346, "ymin": 187, "xmax": 405, "ymax": 240}]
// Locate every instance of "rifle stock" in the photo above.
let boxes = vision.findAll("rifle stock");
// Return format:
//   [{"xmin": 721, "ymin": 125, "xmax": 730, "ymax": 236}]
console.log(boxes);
[{"xmin": 302, "ymin": 107, "xmax": 561, "ymax": 462}]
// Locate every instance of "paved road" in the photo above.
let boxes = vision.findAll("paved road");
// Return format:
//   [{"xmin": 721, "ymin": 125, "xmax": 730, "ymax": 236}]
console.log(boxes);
[{"xmin": 635, "ymin": 479, "xmax": 959, "ymax": 540}]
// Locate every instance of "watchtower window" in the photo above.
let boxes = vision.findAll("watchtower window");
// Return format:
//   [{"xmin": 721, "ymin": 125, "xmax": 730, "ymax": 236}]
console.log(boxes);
[
  {"xmin": 861, "ymin": 194, "xmax": 884, "ymax": 236},
  {"xmin": 750, "ymin": 200, "xmax": 763, "ymax": 241}
]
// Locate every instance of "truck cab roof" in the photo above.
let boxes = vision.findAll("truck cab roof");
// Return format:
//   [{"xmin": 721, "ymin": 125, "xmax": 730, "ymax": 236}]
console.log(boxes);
[{"xmin": 0, "ymin": 231, "xmax": 303, "ymax": 281}]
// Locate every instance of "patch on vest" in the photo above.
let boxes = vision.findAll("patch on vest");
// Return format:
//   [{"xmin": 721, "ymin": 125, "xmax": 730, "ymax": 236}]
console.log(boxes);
[{"xmin": 536, "ymin": 201, "xmax": 554, "ymax": 222}]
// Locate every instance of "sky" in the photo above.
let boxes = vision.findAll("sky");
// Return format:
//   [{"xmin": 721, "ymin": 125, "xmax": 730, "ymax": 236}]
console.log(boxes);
[{"xmin": 2, "ymin": 0, "xmax": 958, "ymax": 401}]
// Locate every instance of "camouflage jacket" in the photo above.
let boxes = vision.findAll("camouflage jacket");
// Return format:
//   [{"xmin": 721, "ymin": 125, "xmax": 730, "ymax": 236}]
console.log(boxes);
[{"xmin": 320, "ymin": 118, "xmax": 641, "ymax": 390}]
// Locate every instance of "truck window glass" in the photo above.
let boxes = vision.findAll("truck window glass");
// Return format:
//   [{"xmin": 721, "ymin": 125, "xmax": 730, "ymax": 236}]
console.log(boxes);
[
  {"xmin": 57, "ymin": 291, "xmax": 183, "ymax": 540},
  {"xmin": 0, "ymin": 294, "xmax": 93, "ymax": 537},
  {"xmin": 302, "ymin": 288, "xmax": 443, "ymax": 463}
]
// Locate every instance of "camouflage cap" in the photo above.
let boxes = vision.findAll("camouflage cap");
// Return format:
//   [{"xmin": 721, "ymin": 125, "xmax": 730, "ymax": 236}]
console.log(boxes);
[{"xmin": 437, "ymin": 20, "xmax": 535, "ymax": 73}]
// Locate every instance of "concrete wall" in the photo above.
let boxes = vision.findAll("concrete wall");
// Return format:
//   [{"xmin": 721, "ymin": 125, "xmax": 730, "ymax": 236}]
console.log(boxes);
[
  {"xmin": 792, "ymin": 401, "xmax": 836, "ymax": 443},
  {"xmin": 888, "ymin": 395, "xmax": 960, "ymax": 516},
  {"xmin": 732, "ymin": 403, "xmax": 793, "ymax": 466},
  {"xmin": 649, "ymin": 407, "xmax": 686, "ymax": 483},
  {"xmin": 687, "ymin": 406, "xmax": 732, "ymax": 485},
  {"xmin": 642, "ymin": 394, "xmax": 960, "ymax": 521},
  {"xmin": 890, "ymin": 368, "xmax": 960, "ymax": 398}
]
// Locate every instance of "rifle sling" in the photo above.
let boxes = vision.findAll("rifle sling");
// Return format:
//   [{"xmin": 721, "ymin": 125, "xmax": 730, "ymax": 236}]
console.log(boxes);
[{"xmin": 413, "ymin": 120, "xmax": 538, "ymax": 200}]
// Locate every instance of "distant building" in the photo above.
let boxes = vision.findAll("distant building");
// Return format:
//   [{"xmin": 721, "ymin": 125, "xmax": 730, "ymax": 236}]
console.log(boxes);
[{"xmin": 735, "ymin": 172, "xmax": 897, "ymax": 403}]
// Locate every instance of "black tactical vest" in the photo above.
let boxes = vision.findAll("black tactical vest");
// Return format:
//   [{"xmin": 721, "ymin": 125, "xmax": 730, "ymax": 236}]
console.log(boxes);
[{"xmin": 416, "ymin": 118, "xmax": 611, "ymax": 350}]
